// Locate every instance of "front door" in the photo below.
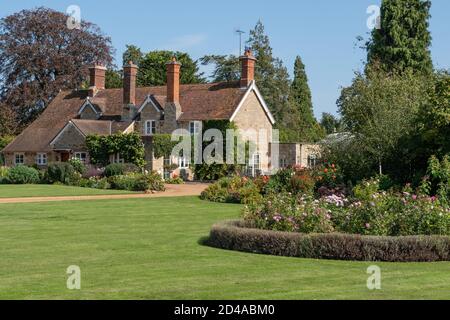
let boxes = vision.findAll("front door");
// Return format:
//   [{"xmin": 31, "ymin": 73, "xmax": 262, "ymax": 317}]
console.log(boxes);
[{"xmin": 61, "ymin": 152, "xmax": 70, "ymax": 162}]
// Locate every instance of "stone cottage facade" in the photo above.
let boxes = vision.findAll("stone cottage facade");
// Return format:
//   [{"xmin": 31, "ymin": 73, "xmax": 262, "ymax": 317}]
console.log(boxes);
[{"xmin": 2, "ymin": 50, "xmax": 319, "ymax": 179}]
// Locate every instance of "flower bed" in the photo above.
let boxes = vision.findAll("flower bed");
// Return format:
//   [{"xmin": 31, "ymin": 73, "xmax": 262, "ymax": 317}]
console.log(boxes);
[{"xmin": 206, "ymin": 220, "xmax": 450, "ymax": 262}]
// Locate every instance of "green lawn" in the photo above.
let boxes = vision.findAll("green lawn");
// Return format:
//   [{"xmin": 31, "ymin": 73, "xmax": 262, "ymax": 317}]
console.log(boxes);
[
  {"xmin": 0, "ymin": 184, "xmax": 135, "ymax": 198},
  {"xmin": 0, "ymin": 195, "xmax": 449, "ymax": 300}
]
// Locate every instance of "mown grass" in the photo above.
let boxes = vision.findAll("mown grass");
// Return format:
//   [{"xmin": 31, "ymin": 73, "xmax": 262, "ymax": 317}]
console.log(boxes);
[
  {"xmin": 0, "ymin": 195, "xmax": 449, "ymax": 299},
  {"xmin": 0, "ymin": 184, "xmax": 135, "ymax": 198}
]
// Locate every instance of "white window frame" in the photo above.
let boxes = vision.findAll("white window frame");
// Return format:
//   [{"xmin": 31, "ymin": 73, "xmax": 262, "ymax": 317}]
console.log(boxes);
[
  {"xmin": 74, "ymin": 152, "xmax": 88, "ymax": 164},
  {"xmin": 189, "ymin": 121, "xmax": 201, "ymax": 135},
  {"xmin": 111, "ymin": 153, "xmax": 124, "ymax": 164},
  {"xmin": 178, "ymin": 156, "xmax": 190, "ymax": 169},
  {"xmin": 252, "ymin": 153, "xmax": 261, "ymax": 176},
  {"xmin": 145, "ymin": 120, "xmax": 157, "ymax": 136},
  {"xmin": 36, "ymin": 153, "xmax": 47, "ymax": 165},
  {"xmin": 308, "ymin": 154, "xmax": 318, "ymax": 168},
  {"xmin": 280, "ymin": 157, "xmax": 287, "ymax": 168},
  {"xmin": 14, "ymin": 153, "xmax": 24, "ymax": 166}
]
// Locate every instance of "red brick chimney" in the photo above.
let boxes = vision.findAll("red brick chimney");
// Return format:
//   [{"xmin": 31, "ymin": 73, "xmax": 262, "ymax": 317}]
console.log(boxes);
[
  {"xmin": 239, "ymin": 49, "xmax": 257, "ymax": 88},
  {"xmin": 166, "ymin": 57, "xmax": 181, "ymax": 103},
  {"xmin": 123, "ymin": 61, "xmax": 138, "ymax": 105},
  {"xmin": 88, "ymin": 65, "xmax": 106, "ymax": 97}
]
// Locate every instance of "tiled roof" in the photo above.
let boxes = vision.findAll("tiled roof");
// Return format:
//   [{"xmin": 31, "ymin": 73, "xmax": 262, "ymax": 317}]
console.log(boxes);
[{"xmin": 2, "ymin": 81, "xmax": 245, "ymax": 153}]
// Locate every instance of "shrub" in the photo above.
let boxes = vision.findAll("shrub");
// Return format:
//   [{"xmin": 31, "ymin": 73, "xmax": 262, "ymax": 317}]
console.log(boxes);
[
  {"xmin": 264, "ymin": 168, "xmax": 293, "ymax": 194},
  {"xmin": 244, "ymin": 190, "xmax": 450, "ymax": 237},
  {"xmin": 0, "ymin": 166, "xmax": 9, "ymax": 184},
  {"xmin": 79, "ymin": 177, "xmax": 110, "ymax": 189},
  {"xmin": 6, "ymin": 166, "xmax": 40, "ymax": 184},
  {"xmin": 166, "ymin": 176, "xmax": 184, "ymax": 184},
  {"xmin": 45, "ymin": 163, "xmax": 77, "ymax": 185},
  {"xmin": 109, "ymin": 172, "xmax": 164, "ymax": 191},
  {"xmin": 315, "ymin": 162, "xmax": 344, "ymax": 189},
  {"xmin": 146, "ymin": 171, "xmax": 165, "ymax": 191},
  {"xmin": 206, "ymin": 220, "xmax": 450, "ymax": 262},
  {"xmin": 69, "ymin": 158, "xmax": 86, "ymax": 175},
  {"xmin": 104, "ymin": 163, "xmax": 139, "ymax": 177},
  {"xmin": 290, "ymin": 168, "xmax": 316, "ymax": 195},
  {"xmin": 201, "ymin": 175, "xmax": 261, "ymax": 204}
]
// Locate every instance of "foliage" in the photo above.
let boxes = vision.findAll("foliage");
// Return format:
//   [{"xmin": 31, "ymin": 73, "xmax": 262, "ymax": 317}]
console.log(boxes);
[
  {"xmin": 121, "ymin": 48, "xmax": 205, "ymax": 86},
  {"xmin": 165, "ymin": 176, "xmax": 184, "ymax": 184},
  {"xmin": 104, "ymin": 163, "xmax": 139, "ymax": 177},
  {"xmin": 366, "ymin": 0, "xmax": 433, "ymax": 75},
  {"xmin": 283, "ymin": 56, "xmax": 324, "ymax": 142},
  {"xmin": 193, "ymin": 120, "xmax": 245, "ymax": 181},
  {"xmin": 200, "ymin": 55, "xmax": 240, "ymax": 82},
  {"xmin": 208, "ymin": 220, "xmax": 450, "ymax": 262},
  {"xmin": 338, "ymin": 68, "xmax": 428, "ymax": 176},
  {"xmin": 244, "ymin": 185, "xmax": 450, "ymax": 237},
  {"xmin": 425, "ymin": 155, "xmax": 450, "ymax": 205},
  {"xmin": 200, "ymin": 175, "xmax": 262, "ymax": 205},
  {"xmin": 320, "ymin": 113, "xmax": 342, "ymax": 135},
  {"xmin": 109, "ymin": 172, "xmax": 165, "ymax": 192},
  {"xmin": 69, "ymin": 158, "xmax": 86, "ymax": 175},
  {"xmin": 0, "ymin": 134, "xmax": 14, "ymax": 164},
  {"xmin": 0, "ymin": 7, "xmax": 114, "ymax": 131},
  {"xmin": 247, "ymin": 20, "xmax": 290, "ymax": 124},
  {"xmin": 0, "ymin": 166, "xmax": 8, "ymax": 183},
  {"xmin": 6, "ymin": 165, "xmax": 40, "ymax": 184},
  {"xmin": 45, "ymin": 163, "xmax": 78, "ymax": 185},
  {"xmin": 105, "ymin": 69, "xmax": 123, "ymax": 89},
  {"xmin": 314, "ymin": 162, "xmax": 344, "ymax": 189},
  {"xmin": 152, "ymin": 134, "xmax": 178, "ymax": 159},
  {"xmin": 79, "ymin": 177, "xmax": 111, "ymax": 190},
  {"xmin": 86, "ymin": 132, "xmax": 145, "ymax": 167}
]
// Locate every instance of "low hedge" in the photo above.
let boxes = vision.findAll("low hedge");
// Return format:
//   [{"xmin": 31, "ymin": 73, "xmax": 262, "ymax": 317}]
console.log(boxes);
[{"xmin": 206, "ymin": 220, "xmax": 450, "ymax": 262}]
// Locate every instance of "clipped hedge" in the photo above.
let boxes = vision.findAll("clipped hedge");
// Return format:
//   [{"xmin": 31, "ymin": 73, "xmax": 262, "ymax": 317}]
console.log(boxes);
[{"xmin": 206, "ymin": 220, "xmax": 450, "ymax": 262}]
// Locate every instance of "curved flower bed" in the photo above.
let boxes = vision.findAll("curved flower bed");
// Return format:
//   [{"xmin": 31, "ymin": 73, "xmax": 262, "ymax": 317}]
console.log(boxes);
[{"xmin": 206, "ymin": 220, "xmax": 450, "ymax": 262}]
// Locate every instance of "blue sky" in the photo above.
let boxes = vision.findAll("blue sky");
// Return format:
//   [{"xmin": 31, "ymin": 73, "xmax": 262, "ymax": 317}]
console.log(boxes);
[{"xmin": 1, "ymin": 0, "xmax": 449, "ymax": 118}]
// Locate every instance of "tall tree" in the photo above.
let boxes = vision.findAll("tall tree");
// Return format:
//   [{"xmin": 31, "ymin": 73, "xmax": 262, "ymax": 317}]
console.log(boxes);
[
  {"xmin": 366, "ymin": 0, "xmax": 433, "ymax": 75},
  {"xmin": 283, "ymin": 56, "xmax": 324, "ymax": 142},
  {"xmin": 122, "ymin": 45, "xmax": 143, "ymax": 66},
  {"xmin": 200, "ymin": 55, "xmax": 240, "ymax": 82},
  {"xmin": 122, "ymin": 47, "xmax": 204, "ymax": 86},
  {"xmin": 338, "ymin": 69, "xmax": 428, "ymax": 175},
  {"xmin": 320, "ymin": 112, "xmax": 342, "ymax": 135},
  {"xmin": 105, "ymin": 69, "xmax": 123, "ymax": 89},
  {"xmin": 247, "ymin": 20, "xmax": 290, "ymax": 123},
  {"xmin": 0, "ymin": 7, "xmax": 114, "ymax": 132}
]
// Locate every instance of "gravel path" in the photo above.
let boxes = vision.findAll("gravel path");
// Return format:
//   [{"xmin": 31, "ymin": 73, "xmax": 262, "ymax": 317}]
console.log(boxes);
[{"xmin": 0, "ymin": 183, "xmax": 210, "ymax": 204}]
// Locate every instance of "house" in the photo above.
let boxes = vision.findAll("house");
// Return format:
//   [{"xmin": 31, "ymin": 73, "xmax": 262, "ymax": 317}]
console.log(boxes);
[{"xmin": 1, "ymin": 49, "xmax": 319, "ymax": 178}]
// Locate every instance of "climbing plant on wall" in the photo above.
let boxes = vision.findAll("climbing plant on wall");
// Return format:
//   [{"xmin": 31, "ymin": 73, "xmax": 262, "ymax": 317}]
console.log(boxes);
[{"xmin": 86, "ymin": 132, "xmax": 145, "ymax": 167}]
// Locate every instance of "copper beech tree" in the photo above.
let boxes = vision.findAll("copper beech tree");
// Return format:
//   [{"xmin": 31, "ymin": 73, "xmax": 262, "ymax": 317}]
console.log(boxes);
[{"xmin": 0, "ymin": 7, "xmax": 114, "ymax": 134}]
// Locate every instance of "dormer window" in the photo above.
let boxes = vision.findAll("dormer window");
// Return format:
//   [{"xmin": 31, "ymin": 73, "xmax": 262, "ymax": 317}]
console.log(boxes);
[{"xmin": 145, "ymin": 120, "xmax": 157, "ymax": 135}]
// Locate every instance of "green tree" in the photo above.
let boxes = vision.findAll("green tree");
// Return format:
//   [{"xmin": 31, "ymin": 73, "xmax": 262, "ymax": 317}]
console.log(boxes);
[
  {"xmin": 338, "ymin": 69, "xmax": 428, "ymax": 176},
  {"xmin": 320, "ymin": 113, "xmax": 342, "ymax": 135},
  {"xmin": 200, "ymin": 55, "xmax": 240, "ymax": 82},
  {"xmin": 247, "ymin": 20, "xmax": 291, "ymax": 123},
  {"xmin": 366, "ymin": 0, "xmax": 433, "ymax": 75},
  {"xmin": 283, "ymin": 56, "xmax": 324, "ymax": 142},
  {"xmin": 122, "ymin": 45, "xmax": 143, "ymax": 66},
  {"xmin": 105, "ymin": 69, "xmax": 123, "ymax": 89}
]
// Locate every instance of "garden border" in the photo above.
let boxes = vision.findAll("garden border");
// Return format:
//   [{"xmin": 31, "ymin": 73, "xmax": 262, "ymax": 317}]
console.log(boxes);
[{"xmin": 206, "ymin": 220, "xmax": 450, "ymax": 262}]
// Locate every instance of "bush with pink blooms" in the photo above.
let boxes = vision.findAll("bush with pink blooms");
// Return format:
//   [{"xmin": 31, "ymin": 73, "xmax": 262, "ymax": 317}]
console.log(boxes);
[{"xmin": 243, "ymin": 179, "xmax": 450, "ymax": 236}]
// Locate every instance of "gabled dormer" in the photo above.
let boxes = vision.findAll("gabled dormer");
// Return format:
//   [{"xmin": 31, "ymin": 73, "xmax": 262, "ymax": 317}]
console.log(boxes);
[{"xmin": 78, "ymin": 98, "xmax": 102, "ymax": 120}]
